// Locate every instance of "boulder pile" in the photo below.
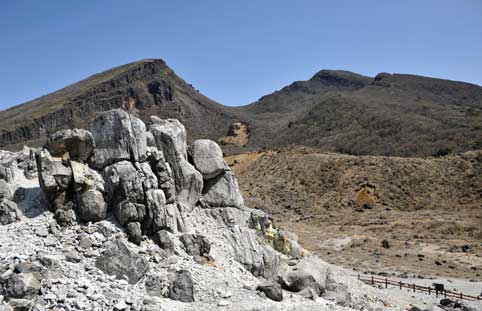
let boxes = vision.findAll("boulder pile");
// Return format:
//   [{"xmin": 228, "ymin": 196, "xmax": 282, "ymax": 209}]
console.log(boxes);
[{"xmin": 34, "ymin": 109, "xmax": 289, "ymax": 283}]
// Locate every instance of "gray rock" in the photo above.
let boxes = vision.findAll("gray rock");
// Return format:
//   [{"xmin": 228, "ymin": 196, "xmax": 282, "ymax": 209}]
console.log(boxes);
[
  {"xmin": 0, "ymin": 180, "xmax": 12, "ymax": 201},
  {"xmin": 201, "ymin": 172, "xmax": 244, "ymax": 210},
  {"xmin": 0, "ymin": 200, "xmax": 21, "ymax": 225},
  {"xmin": 54, "ymin": 208, "xmax": 77, "ymax": 227},
  {"xmin": 135, "ymin": 162, "xmax": 158, "ymax": 191},
  {"xmin": 209, "ymin": 207, "xmax": 248, "ymax": 228},
  {"xmin": 76, "ymin": 189, "xmax": 107, "ymax": 223},
  {"xmin": 277, "ymin": 257, "xmax": 328, "ymax": 297},
  {"xmin": 95, "ymin": 239, "xmax": 148, "ymax": 284},
  {"xmin": 36, "ymin": 149, "xmax": 72, "ymax": 195},
  {"xmin": 127, "ymin": 222, "xmax": 142, "ymax": 245},
  {"xmin": 145, "ymin": 274, "xmax": 168, "ymax": 297},
  {"xmin": 70, "ymin": 161, "xmax": 104, "ymax": 193},
  {"xmin": 256, "ymin": 282, "xmax": 283, "ymax": 302},
  {"xmin": 5, "ymin": 298, "xmax": 33, "ymax": 311},
  {"xmin": 90, "ymin": 109, "xmax": 147, "ymax": 169},
  {"xmin": 152, "ymin": 230, "xmax": 174, "ymax": 253},
  {"xmin": 149, "ymin": 150, "xmax": 176, "ymax": 204},
  {"xmin": 144, "ymin": 190, "xmax": 179, "ymax": 234},
  {"xmin": 179, "ymin": 234, "xmax": 211, "ymax": 257},
  {"xmin": 114, "ymin": 200, "xmax": 145, "ymax": 226},
  {"xmin": 168, "ymin": 270, "xmax": 194, "ymax": 303},
  {"xmin": 226, "ymin": 226, "xmax": 279, "ymax": 278},
  {"xmin": 149, "ymin": 119, "xmax": 203, "ymax": 208},
  {"xmin": 46, "ymin": 129, "xmax": 95, "ymax": 162},
  {"xmin": 189, "ymin": 139, "xmax": 228, "ymax": 180},
  {"xmin": 1, "ymin": 273, "xmax": 40, "ymax": 299},
  {"xmin": 103, "ymin": 161, "xmax": 144, "ymax": 206}
]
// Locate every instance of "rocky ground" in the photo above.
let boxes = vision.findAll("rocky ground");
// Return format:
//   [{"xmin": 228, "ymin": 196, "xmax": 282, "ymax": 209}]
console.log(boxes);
[{"xmin": 0, "ymin": 110, "xmax": 480, "ymax": 311}]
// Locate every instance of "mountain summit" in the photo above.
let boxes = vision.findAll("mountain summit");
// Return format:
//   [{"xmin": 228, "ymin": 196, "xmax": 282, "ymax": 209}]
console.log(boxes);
[
  {"xmin": 1, "ymin": 59, "xmax": 481, "ymax": 157},
  {"xmin": 0, "ymin": 59, "xmax": 236, "ymax": 150}
]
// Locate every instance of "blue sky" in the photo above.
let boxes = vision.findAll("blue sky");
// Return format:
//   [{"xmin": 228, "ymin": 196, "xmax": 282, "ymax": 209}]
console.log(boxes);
[{"xmin": 1, "ymin": 1, "xmax": 481, "ymax": 109}]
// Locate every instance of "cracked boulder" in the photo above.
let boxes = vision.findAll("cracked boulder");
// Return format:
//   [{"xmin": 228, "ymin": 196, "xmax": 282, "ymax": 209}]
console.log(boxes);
[
  {"xmin": 277, "ymin": 257, "xmax": 328, "ymax": 298},
  {"xmin": 46, "ymin": 128, "xmax": 95, "ymax": 162},
  {"xmin": 103, "ymin": 161, "xmax": 145, "ymax": 206},
  {"xmin": 168, "ymin": 270, "xmax": 194, "ymax": 303},
  {"xmin": 89, "ymin": 109, "xmax": 147, "ymax": 169},
  {"xmin": 144, "ymin": 189, "xmax": 180, "ymax": 234},
  {"xmin": 95, "ymin": 239, "xmax": 148, "ymax": 284},
  {"xmin": 226, "ymin": 226, "xmax": 279, "ymax": 278},
  {"xmin": 189, "ymin": 139, "xmax": 228, "ymax": 180},
  {"xmin": 149, "ymin": 118, "xmax": 203, "ymax": 208},
  {"xmin": 36, "ymin": 149, "xmax": 72, "ymax": 196},
  {"xmin": 201, "ymin": 172, "xmax": 244, "ymax": 209},
  {"xmin": 75, "ymin": 189, "xmax": 107, "ymax": 223}
]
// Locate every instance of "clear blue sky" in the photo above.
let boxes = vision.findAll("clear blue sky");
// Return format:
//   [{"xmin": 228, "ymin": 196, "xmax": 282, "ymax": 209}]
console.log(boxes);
[{"xmin": 1, "ymin": 1, "xmax": 481, "ymax": 109}]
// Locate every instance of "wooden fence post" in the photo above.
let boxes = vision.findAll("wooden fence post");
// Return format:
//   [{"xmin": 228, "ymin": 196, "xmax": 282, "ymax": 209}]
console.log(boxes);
[
  {"xmin": 385, "ymin": 278, "xmax": 388, "ymax": 288},
  {"xmin": 371, "ymin": 276, "xmax": 374, "ymax": 285},
  {"xmin": 399, "ymin": 281, "xmax": 402, "ymax": 290},
  {"xmin": 428, "ymin": 287, "xmax": 431, "ymax": 295},
  {"xmin": 413, "ymin": 283, "xmax": 416, "ymax": 292},
  {"xmin": 444, "ymin": 290, "xmax": 447, "ymax": 298}
]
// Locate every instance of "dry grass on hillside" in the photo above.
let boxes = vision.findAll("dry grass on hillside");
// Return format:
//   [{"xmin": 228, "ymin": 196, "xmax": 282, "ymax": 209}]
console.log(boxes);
[{"xmin": 226, "ymin": 148, "xmax": 482, "ymax": 279}]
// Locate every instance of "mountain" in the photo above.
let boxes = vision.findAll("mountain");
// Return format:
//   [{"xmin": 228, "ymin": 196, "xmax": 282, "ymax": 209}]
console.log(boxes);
[
  {"xmin": 0, "ymin": 59, "xmax": 237, "ymax": 150},
  {"xmin": 234, "ymin": 70, "xmax": 482, "ymax": 157},
  {"xmin": 1, "ymin": 59, "xmax": 482, "ymax": 157}
]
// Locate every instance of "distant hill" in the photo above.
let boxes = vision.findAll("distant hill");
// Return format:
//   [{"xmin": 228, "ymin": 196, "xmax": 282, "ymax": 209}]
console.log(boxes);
[
  {"xmin": 0, "ymin": 59, "xmax": 237, "ymax": 150},
  {"xmin": 1, "ymin": 59, "xmax": 481, "ymax": 157},
  {"xmin": 234, "ymin": 70, "xmax": 482, "ymax": 157}
]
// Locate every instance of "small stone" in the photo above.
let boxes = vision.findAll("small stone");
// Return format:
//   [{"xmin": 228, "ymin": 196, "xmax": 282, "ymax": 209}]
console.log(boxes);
[
  {"xmin": 114, "ymin": 300, "xmax": 128, "ymax": 311},
  {"xmin": 217, "ymin": 299, "xmax": 230, "ymax": 306},
  {"xmin": 35, "ymin": 227, "xmax": 49, "ymax": 238}
]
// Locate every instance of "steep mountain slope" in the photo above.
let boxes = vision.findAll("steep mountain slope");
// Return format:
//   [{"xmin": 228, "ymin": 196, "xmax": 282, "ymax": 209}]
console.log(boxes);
[
  {"xmin": 0, "ymin": 59, "xmax": 237, "ymax": 150},
  {"xmin": 233, "ymin": 71, "xmax": 482, "ymax": 157}
]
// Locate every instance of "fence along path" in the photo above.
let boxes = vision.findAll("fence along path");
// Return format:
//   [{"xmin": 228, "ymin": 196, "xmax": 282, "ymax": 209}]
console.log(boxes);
[{"xmin": 357, "ymin": 275, "xmax": 481, "ymax": 302}]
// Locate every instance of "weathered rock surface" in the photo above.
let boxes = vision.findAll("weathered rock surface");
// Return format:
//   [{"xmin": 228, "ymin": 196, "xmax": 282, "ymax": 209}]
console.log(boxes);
[
  {"xmin": 149, "ymin": 118, "xmax": 203, "ymax": 207},
  {"xmin": 36, "ymin": 149, "xmax": 72, "ymax": 196},
  {"xmin": 1, "ymin": 273, "xmax": 40, "ymax": 299},
  {"xmin": 278, "ymin": 257, "xmax": 328, "ymax": 297},
  {"xmin": 226, "ymin": 226, "xmax": 279, "ymax": 278},
  {"xmin": 76, "ymin": 189, "xmax": 107, "ymax": 222},
  {"xmin": 190, "ymin": 139, "xmax": 228, "ymax": 180},
  {"xmin": 95, "ymin": 239, "xmax": 148, "ymax": 284},
  {"xmin": 90, "ymin": 109, "xmax": 147, "ymax": 169},
  {"xmin": 46, "ymin": 128, "xmax": 95, "ymax": 162},
  {"xmin": 257, "ymin": 282, "xmax": 283, "ymax": 302},
  {"xmin": 180, "ymin": 234, "xmax": 211, "ymax": 257},
  {"xmin": 0, "ymin": 199, "xmax": 21, "ymax": 225},
  {"xmin": 168, "ymin": 270, "xmax": 194, "ymax": 303},
  {"xmin": 202, "ymin": 172, "xmax": 244, "ymax": 209}
]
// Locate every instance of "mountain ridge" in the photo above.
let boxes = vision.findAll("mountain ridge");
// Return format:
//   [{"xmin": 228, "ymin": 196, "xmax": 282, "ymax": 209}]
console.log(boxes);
[{"xmin": 1, "ymin": 58, "xmax": 481, "ymax": 157}]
